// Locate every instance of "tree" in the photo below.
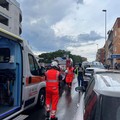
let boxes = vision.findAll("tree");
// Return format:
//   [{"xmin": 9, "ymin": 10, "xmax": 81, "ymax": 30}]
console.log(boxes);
[{"xmin": 38, "ymin": 49, "xmax": 86, "ymax": 64}]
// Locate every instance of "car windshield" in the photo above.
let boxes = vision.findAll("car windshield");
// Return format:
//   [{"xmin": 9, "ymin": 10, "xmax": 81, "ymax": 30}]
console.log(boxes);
[
  {"xmin": 100, "ymin": 95, "xmax": 120, "ymax": 120},
  {"xmin": 90, "ymin": 62, "xmax": 105, "ymax": 68},
  {"xmin": 85, "ymin": 69, "xmax": 94, "ymax": 72}
]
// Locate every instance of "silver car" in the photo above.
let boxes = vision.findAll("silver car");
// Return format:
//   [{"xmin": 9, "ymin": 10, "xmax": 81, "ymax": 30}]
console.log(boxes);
[{"xmin": 75, "ymin": 70, "xmax": 120, "ymax": 120}]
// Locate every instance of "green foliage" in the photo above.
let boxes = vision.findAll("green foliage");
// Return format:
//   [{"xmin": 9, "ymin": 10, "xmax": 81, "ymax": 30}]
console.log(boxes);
[{"xmin": 38, "ymin": 49, "xmax": 86, "ymax": 64}]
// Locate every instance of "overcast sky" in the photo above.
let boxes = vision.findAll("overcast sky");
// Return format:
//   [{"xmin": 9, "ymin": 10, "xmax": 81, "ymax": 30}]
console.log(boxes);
[{"xmin": 17, "ymin": 0, "xmax": 120, "ymax": 61}]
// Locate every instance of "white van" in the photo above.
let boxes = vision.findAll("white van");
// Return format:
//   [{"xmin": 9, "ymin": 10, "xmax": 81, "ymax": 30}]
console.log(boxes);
[{"xmin": 0, "ymin": 28, "xmax": 46, "ymax": 120}]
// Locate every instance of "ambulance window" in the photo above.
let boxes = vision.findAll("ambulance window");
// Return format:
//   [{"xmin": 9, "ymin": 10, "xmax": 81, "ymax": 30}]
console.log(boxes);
[
  {"xmin": 28, "ymin": 54, "xmax": 39, "ymax": 75},
  {"xmin": 0, "ymin": 48, "xmax": 10, "ymax": 63},
  {"xmin": 34, "ymin": 58, "xmax": 39, "ymax": 71}
]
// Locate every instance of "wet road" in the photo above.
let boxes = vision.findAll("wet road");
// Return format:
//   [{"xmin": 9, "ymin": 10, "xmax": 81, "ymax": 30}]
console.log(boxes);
[{"xmin": 24, "ymin": 76, "xmax": 81, "ymax": 120}]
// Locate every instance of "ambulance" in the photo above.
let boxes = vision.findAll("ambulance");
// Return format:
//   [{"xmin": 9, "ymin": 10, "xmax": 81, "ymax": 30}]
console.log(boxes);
[{"xmin": 0, "ymin": 28, "xmax": 46, "ymax": 120}]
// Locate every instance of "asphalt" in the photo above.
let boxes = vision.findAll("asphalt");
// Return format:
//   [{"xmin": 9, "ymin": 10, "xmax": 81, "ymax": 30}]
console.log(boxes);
[{"xmin": 25, "ymin": 76, "xmax": 81, "ymax": 120}]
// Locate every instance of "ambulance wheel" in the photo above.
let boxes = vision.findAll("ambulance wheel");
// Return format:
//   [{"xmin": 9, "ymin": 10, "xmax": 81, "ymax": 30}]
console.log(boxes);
[{"xmin": 37, "ymin": 89, "xmax": 45, "ymax": 108}]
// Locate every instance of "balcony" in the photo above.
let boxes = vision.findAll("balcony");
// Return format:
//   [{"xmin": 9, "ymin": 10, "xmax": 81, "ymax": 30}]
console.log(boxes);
[
  {"xmin": 0, "ymin": 22, "xmax": 9, "ymax": 31},
  {"xmin": 19, "ymin": 13, "xmax": 22, "ymax": 23},
  {"xmin": 0, "ymin": 5, "xmax": 9, "ymax": 17},
  {"xmin": 19, "ymin": 24, "xmax": 22, "ymax": 35},
  {"xmin": 0, "ymin": 14, "xmax": 8, "ymax": 26},
  {"xmin": 0, "ymin": 0, "xmax": 9, "ymax": 10}
]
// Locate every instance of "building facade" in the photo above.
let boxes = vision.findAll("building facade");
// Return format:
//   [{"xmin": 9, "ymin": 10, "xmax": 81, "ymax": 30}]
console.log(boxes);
[
  {"xmin": 96, "ymin": 48, "xmax": 105, "ymax": 64},
  {"xmin": 112, "ymin": 18, "xmax": 120, "ymax": 64},
  {"xmin": 103, "ymin": 18, "xmax": 120, "ymax": 68},
  {"xmin": 0, "ymin": 0, "xmax": 22, "ymax": 36},
  {"xmin": 105, "ymin": 30, "xmax": 113, "ymax": 67}
]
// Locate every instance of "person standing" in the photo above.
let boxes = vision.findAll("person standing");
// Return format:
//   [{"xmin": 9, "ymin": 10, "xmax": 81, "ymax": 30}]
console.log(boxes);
[
  {"xmin": 75, "ymin": 63, "xmax": 84, "ymax": 88},
  {"xmin": 45, "ymin": 61, "xmax": 62, "ymax": 120},
  {"xmin": 65, "ymin": 64, "xmax": 74, "ymax": 89}
]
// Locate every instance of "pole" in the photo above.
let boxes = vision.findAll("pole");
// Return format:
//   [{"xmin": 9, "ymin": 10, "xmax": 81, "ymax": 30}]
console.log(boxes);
[
  {"xmin": 102, "ymin": 9, "xmax": 107, "ymax": 65},
  {"xmin": 96, "ymin": 44, "xmax": 98, "ymax": 52},
  {"xmin": 102, "ymin": 9, "xmax": 107, "ymax": 42}
]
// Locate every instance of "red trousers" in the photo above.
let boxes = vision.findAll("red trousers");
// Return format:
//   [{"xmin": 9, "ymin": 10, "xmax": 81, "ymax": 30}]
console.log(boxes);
[{"xmin": 46, "ymin": 86, "xmax": 59, "ymax": 115}]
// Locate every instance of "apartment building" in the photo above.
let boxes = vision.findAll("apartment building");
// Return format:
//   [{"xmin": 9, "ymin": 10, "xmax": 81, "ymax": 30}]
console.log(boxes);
[
  {"xmin": 0, "ymin": 0, "xmax": 22, "ymax": 36},
  {"xmin": 112, "ymin": 18, "xmax": 120, "ymax": 65},
  {"xmin": 103, "ymin": 18, "xmax": 120, "ymax": 68},
  {"xmin": 96, "ymin": 48, "xmax": 105, "ymax": 64},
  {"xmin": 104, "ymin": 30, "xmax": 113, "ymax": 66}
]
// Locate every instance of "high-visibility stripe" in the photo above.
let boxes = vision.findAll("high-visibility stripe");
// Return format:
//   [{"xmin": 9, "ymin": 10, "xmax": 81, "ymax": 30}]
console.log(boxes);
[
  {"xmin": 47, "ymin": 80, "xmax": 58, "ymax": 82},
  {"xmin": 26, "ymin": 76, "xmax": 45, "ymax": 86}
]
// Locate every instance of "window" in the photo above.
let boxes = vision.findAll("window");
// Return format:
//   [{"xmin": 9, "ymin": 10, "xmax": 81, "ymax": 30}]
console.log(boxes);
[
  {"xmin": 0, "ymin": 15, "xmax": 8, "ymax": 26},
  {"xmin": 0, "ymin": 1, "xmax": 9, "ymax": 10},
  {"xmin": 100, "ymin": 95, "xmax": 120, "ymax": 120},
  {"xmin": 0, "ymin": 48, "xmax": 10, "ymax": 63},
  {"xmin": 28, "ymin": 54, "xmax": 39, "ymax": 76}
]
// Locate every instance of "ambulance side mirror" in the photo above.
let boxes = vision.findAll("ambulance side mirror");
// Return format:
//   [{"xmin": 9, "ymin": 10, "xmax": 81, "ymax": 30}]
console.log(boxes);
[{"xmin": 39, "ymin": 67, "xmax": 46, "ymax": 76}]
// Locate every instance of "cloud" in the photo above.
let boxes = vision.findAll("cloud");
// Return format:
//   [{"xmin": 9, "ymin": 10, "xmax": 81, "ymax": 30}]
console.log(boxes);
[
  {"xmin": 19, "ymin": 0, "xmax": 84, "ymax": 26},
  {"xmin": 18, "ymin": 0, "xmax": 85, "ymax": 52},
  {"xmin": 17, "ymin": 0, "xmax": 110, "ymax": 61},
  {"xmin": 23, "ymin": 19, "xmax": 103, "ymax": 52},
  {"xmin": 76, "ymin": 0, "xmax": 83, "ymax": 4},
  {"xmin": 22, "ymin": 19, "xmax": 71, "ymax": 52},
  {"xmin": 77, "ymin": 31, "xmax": 103, "ymax": 42},
  {"xmin": 69, "ymin": 42, "xmax": 95, "ymax": 47}
]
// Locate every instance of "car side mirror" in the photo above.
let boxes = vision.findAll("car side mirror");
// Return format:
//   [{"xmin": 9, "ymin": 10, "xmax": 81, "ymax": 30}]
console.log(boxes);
[
  {"xmin": 75, "ymin": 86, "xmax": 83, "ymax": 92},
  {"xmin": 39, "ymin": 67, "xmax": 46, "ymax": 76}
]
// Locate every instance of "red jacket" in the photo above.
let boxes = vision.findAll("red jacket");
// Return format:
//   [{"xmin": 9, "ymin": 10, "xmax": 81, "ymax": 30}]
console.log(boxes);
[
  {"xmin": 45, "ymin": 69, "xmax": 60, "ymax": 87},
  {"xmin": 66, "ymin": 67, "xmax": 74, "ymax": 78}
]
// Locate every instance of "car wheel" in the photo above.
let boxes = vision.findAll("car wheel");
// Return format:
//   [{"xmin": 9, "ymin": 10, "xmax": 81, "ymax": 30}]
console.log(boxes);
[{"xmin": 37, "ymin": 89, "xmax": 45, "ymax": 108}]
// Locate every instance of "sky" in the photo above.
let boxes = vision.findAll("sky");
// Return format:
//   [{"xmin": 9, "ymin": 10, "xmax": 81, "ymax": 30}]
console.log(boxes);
[{"xmin": 17, "ymin": 0, "xmax": 120, "ymax": 62}]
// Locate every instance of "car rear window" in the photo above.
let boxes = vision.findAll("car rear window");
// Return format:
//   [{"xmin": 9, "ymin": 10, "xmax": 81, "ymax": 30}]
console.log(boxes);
[
  {"xmin": 100, "ymin": 95, "xmax": 120, "ymax": 120},
  {"xmin": 86, "ymin": 69, "xmax": 94, "ymax": 72}
]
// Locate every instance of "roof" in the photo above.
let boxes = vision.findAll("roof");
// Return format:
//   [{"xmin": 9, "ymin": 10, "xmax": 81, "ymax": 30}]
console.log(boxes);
[
  {"xmin": 86, "ymin": 67, "xmax": 105, "ymax": 72},
  {"xmin": 0, "ymin": 28, "xmax": 23, "ymax": 43},
  {"xmin": 94, "ymin": 71, "xmax": 120, "ymax": 97}
]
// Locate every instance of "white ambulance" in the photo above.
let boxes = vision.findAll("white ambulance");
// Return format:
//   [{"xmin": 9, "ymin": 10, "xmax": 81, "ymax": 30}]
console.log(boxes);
[{"xmin": 0, "ymin": 28, "xmax": 46, "ymax": 120}]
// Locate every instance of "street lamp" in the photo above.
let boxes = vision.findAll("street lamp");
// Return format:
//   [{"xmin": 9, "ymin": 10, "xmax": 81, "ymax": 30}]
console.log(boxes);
[
  {"xmin": 102, "ymin": 9, "xmax": 107, "ymax": 43},
  {"xmin": 96, "ymin": 43, "xmax": 98, "ymax": 61},
  {"xmin": 102, "ymin": 9, "xmax": 107, "ymax": 65},
  {"xmin": 96, "ymin": 44, "xmax": 98, "ymax": 51}
]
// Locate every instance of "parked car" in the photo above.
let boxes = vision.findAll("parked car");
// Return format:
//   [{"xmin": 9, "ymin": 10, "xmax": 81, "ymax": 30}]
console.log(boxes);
[
  {"xmin": 84, "ymin": 61, "xmax": 105, "ymax": 79},
  {"xmin": 82, "ymin": 61, "xmax": 90, "ymax": 71},
  {"xmin": 84, "ymin": 67, "xmax": 105, "ymax": 78},
  {"xmin": 75, "ymin": 70, "xmax": 120, "ymax": 120},
  {"xmin": 90, "ymin": 61, "xmax": 105, "ymax": 68}
]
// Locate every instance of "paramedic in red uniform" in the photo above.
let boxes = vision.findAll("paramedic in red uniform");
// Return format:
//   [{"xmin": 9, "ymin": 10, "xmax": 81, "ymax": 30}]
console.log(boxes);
[
  {"xmin": 45, "ymin": 61, "xmax": 62, "ymax": 120},
  {"xmin": 65, "ymin": 63, "xmax": 74, "ymax": 88}
]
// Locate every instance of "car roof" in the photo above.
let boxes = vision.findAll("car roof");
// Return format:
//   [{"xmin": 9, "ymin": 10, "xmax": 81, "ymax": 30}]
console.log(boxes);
[
  {"xmin": 86, "ymin": 67, "xmax": 105, "ymax": 72},
  {"xmin": 94, "ymin": 71, "xmax": 120, "ymax": 97}
]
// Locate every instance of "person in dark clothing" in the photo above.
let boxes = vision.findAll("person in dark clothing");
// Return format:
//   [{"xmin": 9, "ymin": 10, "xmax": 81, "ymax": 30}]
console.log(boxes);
[{"xmin": 75, "ymin": 63, "xmax": 84, "ymax": 88}]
